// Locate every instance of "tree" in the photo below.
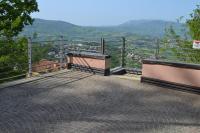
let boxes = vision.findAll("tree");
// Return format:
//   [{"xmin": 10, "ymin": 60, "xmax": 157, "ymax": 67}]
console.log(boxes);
[
  {"xmin": 161, "ymin": 5, "xmax": 200, "ymax": 64},
  {"xmin": 32, "ymin": 43, "xmax": 53, "ymax": 63},
  {"xmin": 0, "ymin": 0, "xmax": 39, "ymax": 38},
  {"xmin": 0, "ymin": 0, "xmax": 38, "ymax": 82},
  {"xmin": 0, "ymin": 37, "xmax": 28, "ymax": 80},
  {"xmin": 187, "ymin": 5, "xmax": 200, "ymax": 40}
]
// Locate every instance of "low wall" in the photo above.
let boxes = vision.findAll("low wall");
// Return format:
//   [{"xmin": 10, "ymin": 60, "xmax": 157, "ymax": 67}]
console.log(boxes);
[
  {"xmin": 141, "ymin": 59, "xmax": 200, "ymax": 92},
  {"xmin": 67, "ymin": 52, "xmax": 111, "ymax": 76}
]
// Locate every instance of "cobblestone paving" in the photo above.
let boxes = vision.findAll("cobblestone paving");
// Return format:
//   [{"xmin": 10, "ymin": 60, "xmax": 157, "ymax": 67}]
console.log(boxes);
[{"xmin": 0, "ymin": 71, "xmax": 200, "ymax": 133}]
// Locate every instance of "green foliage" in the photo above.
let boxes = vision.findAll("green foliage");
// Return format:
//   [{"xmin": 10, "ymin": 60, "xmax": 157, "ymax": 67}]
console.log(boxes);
[
  {"xmin": 0, "ymin": 38, "xmax": 28, "ymax": 81},
  {"xmin": 187, "ymin": 5, "xmax": 200, "ymax": 40},
  {"xmin": 125, "ymin": 45, "xmax": 155, "ymax": 68},
  {"xmin": 109, "ymin": 49, "xmax": 121, "ymax": 68},
  {"xmin": 0, "ymin": 0, "xmax": 39, "ymax": 82},
  {"xmin": 0, "ymin": 0, "xmax": 39, "ymax": 38},
  {"xmin": 32, "ymin": 43, "xmax": 54, "ymax": 63},
  {"xmin": 161, "ymin": 5, "xmax": 200, "ymax": 64},
  {"xmin": 0, "ymin": 38, "xmax": 28, "ymax": 66}
]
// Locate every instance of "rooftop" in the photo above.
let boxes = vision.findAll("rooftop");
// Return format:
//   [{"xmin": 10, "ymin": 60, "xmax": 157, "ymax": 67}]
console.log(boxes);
[{"xmin": 0, "ymin": 70, "xmax": 199, "ymax": 133}]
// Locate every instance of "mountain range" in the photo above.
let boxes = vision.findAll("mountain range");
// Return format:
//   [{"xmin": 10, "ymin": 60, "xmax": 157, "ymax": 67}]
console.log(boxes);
[{"xmin": 22, "ymin": 18, "xmax": 185, "ymax": 38}]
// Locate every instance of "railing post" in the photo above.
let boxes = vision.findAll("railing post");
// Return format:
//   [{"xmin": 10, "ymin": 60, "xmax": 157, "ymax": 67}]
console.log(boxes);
[
  {"xmin": 28, "ymin": 37, "xmax": 32, "ymax": 77},
  {"xmin": 101, "ymin": 38, "xmax": 105, "ymax": 54},
  {"xmin": 155, "ymin": 38, "xmax": 160, "ymax": 60},
  {"xmin": 60, "ymin": 35, "xmax": 64, "ymax": 70},
  {"xmin": 121, "ymin": 37, "xmax": 126, "ymax": 67}
]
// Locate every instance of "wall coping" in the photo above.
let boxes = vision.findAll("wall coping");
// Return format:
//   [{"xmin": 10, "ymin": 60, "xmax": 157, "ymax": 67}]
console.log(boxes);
[
  {"xmin": 67, "ymin": 52, "xmax": 111, "ymax": 60},
  {"xmin": 142, "ymin": 59, "xmax": 200, "ymax": 70}
]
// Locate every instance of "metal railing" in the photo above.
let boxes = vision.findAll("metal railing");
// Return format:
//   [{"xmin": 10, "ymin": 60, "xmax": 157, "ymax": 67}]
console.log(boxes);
[{"xmin": 1, "ymin": 35, "xmax": 200, "ymax": 83}]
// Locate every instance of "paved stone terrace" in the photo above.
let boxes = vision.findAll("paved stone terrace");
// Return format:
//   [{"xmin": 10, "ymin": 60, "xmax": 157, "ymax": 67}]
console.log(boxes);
[{"xmin": 0, "ymin": 70, "xmax": 200, "ymax": 133}]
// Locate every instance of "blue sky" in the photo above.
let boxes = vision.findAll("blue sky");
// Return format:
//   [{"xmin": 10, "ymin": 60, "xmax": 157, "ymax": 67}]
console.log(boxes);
[{"xmin": 32, "ymin": 0, "xmax": 199, "ymax": 26}]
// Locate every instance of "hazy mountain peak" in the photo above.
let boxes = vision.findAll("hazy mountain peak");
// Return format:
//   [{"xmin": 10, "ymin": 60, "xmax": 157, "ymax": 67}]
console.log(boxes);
[
  {"xmin": 22, "ymin": 18, "xmax": 184, "ymax": 37},
  {"xmin": 119, "ymin": 19, "xmax": 177, "ymax": 26},
  {"xmin": 33, "ymin": 18, "xmax": 78, "ymax": 27}
]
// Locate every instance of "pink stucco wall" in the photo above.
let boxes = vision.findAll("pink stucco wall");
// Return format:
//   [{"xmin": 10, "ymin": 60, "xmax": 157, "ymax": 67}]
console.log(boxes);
[
  {"xmin": 68, "ymin": 56, "xmax": 110, "ymax": 69},
  {"xmin": 142, "ymin": 64, "xmax": 200, "ymax": 88}
]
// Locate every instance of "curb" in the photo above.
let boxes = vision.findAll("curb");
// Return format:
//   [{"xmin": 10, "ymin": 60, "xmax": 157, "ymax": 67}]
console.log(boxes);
[{"xmin": 0, "ymin": 69, "xmax": 70, "ymax": 89}]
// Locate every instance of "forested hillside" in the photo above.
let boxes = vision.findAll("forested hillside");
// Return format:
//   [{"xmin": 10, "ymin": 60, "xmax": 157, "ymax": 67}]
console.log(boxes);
[{"xmin": 21, "ymin": 19, "xmax": 185, "ymax": 38}]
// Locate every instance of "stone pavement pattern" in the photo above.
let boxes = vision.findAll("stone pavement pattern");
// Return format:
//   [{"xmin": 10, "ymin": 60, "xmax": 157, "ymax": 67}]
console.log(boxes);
[{"xmin": 0, "ymin": 71, "xmax": 200, "ymax": 133}]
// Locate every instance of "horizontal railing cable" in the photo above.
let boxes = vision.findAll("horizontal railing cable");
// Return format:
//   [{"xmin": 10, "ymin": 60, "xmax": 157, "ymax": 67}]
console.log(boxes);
[{"xmin": 0, "ymin": 74, "xmax": 26, "ymax": 81}]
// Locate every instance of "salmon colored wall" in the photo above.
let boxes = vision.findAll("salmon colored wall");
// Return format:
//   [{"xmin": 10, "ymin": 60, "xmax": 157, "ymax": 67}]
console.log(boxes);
[
  {"xmin": 142, "ymin": 64, "xmax": 200, "ymax": 88},
  {"xmin": 68, "ymin": 56, "xmax": 110, "ymax": 69}
]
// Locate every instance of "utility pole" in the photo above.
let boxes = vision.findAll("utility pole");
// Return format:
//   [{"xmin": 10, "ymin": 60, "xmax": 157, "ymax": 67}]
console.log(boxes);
[
  {"xmin": 121, "ymin": 37, "xmax": 126, "ymax": 67},
  {"xmin": 28, "ymin": 37, "xmax": 32, "ymax": 77}
]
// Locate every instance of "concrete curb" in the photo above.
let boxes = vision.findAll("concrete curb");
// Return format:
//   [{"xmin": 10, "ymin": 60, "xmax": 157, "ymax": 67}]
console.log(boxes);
[
  {"xmin": 112, "ymin": 74, "xmax": 141, "ymax": 81},
  {"xmin": 0, "ymin": 69, "xmax": 70, "ymax": 89}
]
